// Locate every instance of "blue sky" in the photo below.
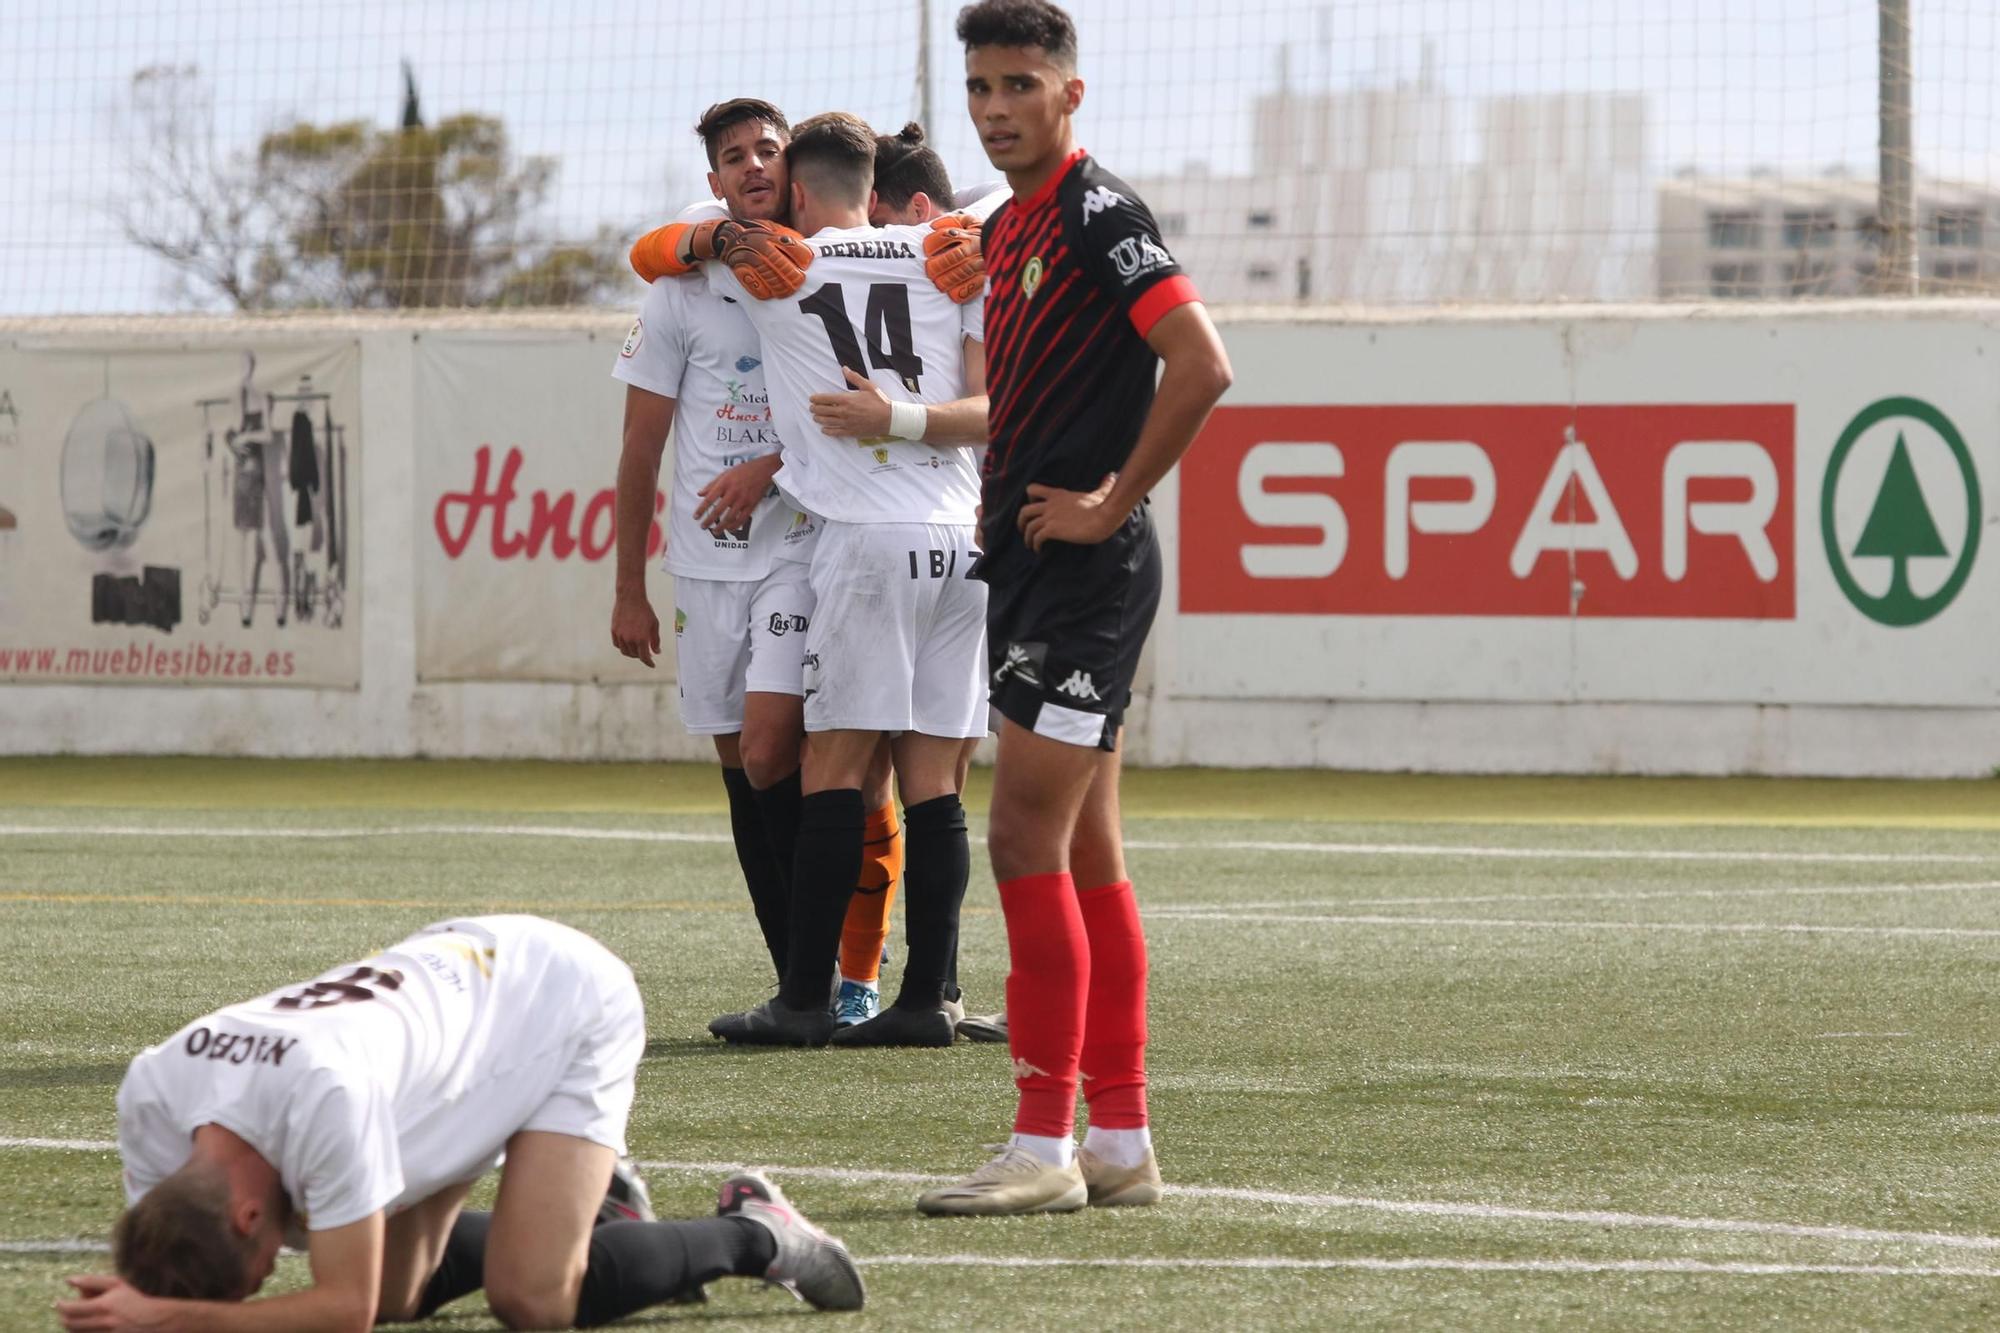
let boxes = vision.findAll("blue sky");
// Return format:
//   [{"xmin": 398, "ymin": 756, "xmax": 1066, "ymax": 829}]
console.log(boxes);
[{"xmin": 2, "ymin": 0, "xmax": 1993, "ymax": 313}]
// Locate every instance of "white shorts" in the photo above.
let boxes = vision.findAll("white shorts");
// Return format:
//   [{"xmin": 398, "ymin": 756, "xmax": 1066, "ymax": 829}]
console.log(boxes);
[
  {"xmin": 381, "ymin": 917, "xmax": 646, "ymax": 1213},
  {"xmin": 802, "ymin": 520, "xmax": 988, "ymax": 738},
  {"xmin": 673, "ymin": 564, "xmax": 814, "ymax": 735}
]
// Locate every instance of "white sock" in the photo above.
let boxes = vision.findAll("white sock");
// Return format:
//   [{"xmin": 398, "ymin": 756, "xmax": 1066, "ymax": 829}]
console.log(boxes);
[
  {"xmin": 1082, "ymin": 1125, "xmax": 1152, "ymax": 1170},
  {"xmin": 1009, "ymin": 1132, "xmax": 1075, "ymax": 1167},
  {"xmin": 838, "ymin": 974, "xmax": 876, "ymax": 991}
]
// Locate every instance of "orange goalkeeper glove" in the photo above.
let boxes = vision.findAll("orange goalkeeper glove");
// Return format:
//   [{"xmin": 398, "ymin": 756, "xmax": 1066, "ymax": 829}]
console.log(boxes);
[
  {"xmin": 721, "ymin": 220, "xmax": 815, "ymax": 300},
  {"xmin": 628, "ymin": 218, "xmax": 759, "ymax": 282},
  {"xmin": 629, "ymin": 222, "xmax": 694, "ymax": 282},
  {"xmin": 923, "ymin": 213, "xmax": 985, "ymax": 304}
]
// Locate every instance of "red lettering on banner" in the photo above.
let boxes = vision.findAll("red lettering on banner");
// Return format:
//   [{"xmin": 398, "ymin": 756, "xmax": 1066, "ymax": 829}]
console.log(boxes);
[
  {"xmin": 1179, "ymin": 404, "xmax": 1795, "ymax": 618},
  {"xmin": 580, "ymin": 491, "xmax": 617, "ymax": 561},
  {"xmin": 434, "ymin": 444, "xmax": 667, "ymax": 562}
]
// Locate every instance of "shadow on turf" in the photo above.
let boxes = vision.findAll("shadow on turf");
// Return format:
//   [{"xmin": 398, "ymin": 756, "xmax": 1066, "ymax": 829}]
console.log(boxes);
[{"xmin": 0, "ymin": 1062, "xmax": 128, "ymax": 1090}]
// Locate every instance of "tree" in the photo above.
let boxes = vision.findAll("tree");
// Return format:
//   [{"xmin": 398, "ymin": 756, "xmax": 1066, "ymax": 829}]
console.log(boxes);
[{"xmin": 115, "ymin": 65, "xmax": 627, "ymax": 310}]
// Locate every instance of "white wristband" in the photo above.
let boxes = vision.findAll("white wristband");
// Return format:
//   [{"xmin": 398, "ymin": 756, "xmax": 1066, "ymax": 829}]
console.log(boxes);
[{"xmin": 887, "ymin": 399, "xmax": 929, "ymax": 441}]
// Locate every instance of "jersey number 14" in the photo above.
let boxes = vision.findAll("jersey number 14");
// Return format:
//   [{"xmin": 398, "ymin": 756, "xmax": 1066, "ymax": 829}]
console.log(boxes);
[{"xmin": 800, "ymin": 282, "xmax": 925, "ymax": 394}]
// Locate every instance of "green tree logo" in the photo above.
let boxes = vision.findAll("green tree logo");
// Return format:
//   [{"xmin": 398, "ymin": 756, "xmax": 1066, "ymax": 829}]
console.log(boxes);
[{"xmin": 1821, "ymin": 397, "xmax": 1981, "ymax": 626}]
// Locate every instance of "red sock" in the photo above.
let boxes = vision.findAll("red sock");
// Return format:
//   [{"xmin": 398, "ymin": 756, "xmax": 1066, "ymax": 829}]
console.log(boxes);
[
  {"xmin": 1078, "ymin": 880, "xmax": 1149, "ymax": 1129},
  {"xmin": 999, "ymin": 871, "xmax": 1089, "ymax": 1139}
]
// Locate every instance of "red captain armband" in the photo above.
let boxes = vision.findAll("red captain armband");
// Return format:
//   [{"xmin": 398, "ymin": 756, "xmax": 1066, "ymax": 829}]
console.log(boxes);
[
  {"xmin": 629, "ymin": 222, "xmax": 697, "ymax": 282},
  {"xmin": 1129, "ymin": 275, "xmax": 1201, "ymax": 339}
]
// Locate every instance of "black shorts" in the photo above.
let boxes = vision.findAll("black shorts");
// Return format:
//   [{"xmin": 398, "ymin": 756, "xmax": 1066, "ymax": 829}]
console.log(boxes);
[{"xmin": 984, "ymin": 505, "xmax": 1163, "ymax": 751}]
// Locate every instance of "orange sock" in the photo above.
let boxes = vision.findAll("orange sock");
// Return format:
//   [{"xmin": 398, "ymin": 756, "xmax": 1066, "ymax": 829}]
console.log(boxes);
[{"xmin": 838, "ymin": 803, "xmax": 902, "ymax": 984}]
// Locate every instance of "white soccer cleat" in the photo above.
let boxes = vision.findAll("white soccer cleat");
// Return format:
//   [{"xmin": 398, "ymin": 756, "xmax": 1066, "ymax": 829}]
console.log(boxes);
[
  {"xmin": 716, "ymin": 1172, "xmax": 866, "ymax": 1311},
  {"xmin": 915, "ymin": 1144, "xmax": 1088, "ymax": 1216},
  {"xmin": 1077, "ymin": 1146, "xmax": 1164, "ymax": 1207}
]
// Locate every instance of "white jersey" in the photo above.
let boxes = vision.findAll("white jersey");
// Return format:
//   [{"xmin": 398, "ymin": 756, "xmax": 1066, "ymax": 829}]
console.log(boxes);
[
  {"xmin": 708, "ymin": 222, "xmax": 984, "ymax": 527},
  {"xmin": 613, "ymin": 210, "xmax": 816, "ymax": 578},
  {"xmin": 115, "ymin": 916, "xmax": 638, "ymax": 1232}
]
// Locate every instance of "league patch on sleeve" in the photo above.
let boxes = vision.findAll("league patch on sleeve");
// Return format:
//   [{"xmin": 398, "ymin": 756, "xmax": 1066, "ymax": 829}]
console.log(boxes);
[{"xmin": 620, "ymin": 318, "xmax": 644, "ymax": 358}]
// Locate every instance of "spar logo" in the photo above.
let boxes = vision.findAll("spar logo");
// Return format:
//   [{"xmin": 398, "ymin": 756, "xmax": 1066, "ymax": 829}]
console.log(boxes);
[
  {"xmin": 1180, "ymin": 404, "xmax": 1795, "ymax": 618},
  {"xmin": 1821, "ymin": 397, "xmax": 1981, "ymax": 627}
]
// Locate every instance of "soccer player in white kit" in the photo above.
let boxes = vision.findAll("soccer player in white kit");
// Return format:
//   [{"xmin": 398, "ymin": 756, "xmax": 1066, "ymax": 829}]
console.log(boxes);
[
  {"xmin": 613, "ymin": 100, "xmax": 931, "ymax": 1031},
  {"xmin": 56, "ymin": 916, "xmax": 863, "ymax": 1330},
  {"xmin": 687, "ymin": 113, "xmax": 991, "ymax": 1048}
]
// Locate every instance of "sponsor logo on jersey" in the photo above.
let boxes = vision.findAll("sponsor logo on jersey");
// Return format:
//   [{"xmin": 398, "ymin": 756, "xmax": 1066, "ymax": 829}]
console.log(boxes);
[
  {"xmin": 1056, "ymin": 668, "xmax": 1101, "ymax": 701},
  {"xmin": 1080, "ymin": 186, "xmax": 1124, "ymax": 224},
  {"xmin": 766, "ymin": 612, "xmax": 809, "ymax": 636},
  {"xmin": 873, "ymin": 446, "xmax": 892, "ymax": 465},
  {"xmin": 620, "ymin": 318, "xmax": 643, "ymax": 358},
  {"xmin": 735, "ymin": 355, "xmax": 762, "ymax": 373},
  {"xmin": 1022, "ymin": 255, "xmax": 1045, "ymax": 299},
  {"xmin": 1108, "ymin": 235, "xmax": 1173, "ymax": 283},
  {"xmin": 673, "ymin": 607, "xmax": 687, "ymax": 637}
]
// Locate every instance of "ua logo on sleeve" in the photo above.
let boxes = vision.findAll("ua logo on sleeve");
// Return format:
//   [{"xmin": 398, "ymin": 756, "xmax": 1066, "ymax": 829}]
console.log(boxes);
[{"xmin": 1108, "ymin": 236, "xmax": 1173, "ymax": 282}]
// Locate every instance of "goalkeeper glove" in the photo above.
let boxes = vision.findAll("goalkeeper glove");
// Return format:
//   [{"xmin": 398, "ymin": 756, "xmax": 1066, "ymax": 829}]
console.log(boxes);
[{"xmin": 923, "ymin": 213, "xmax": 986, "ymax": 304}]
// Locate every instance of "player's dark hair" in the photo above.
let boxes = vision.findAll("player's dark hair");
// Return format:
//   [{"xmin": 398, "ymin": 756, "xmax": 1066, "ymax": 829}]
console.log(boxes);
[
  {"xmin": 956, "ymin": 0, "xmax": 1079, "ymax": 70},
  {"xmin": 785, "ymin": 112, "xmax": 877, "ymax": 207},
  {"xmin": 113, "ymin": 1164, "xmax": 256, "ymax": 1302},
  {"xmin": 873, "ymin": 122, "xmax": 955, "ymax": 213},
  {"xmin": 693, "ymin": 97, "xmax": 790, "ymax": 170}
]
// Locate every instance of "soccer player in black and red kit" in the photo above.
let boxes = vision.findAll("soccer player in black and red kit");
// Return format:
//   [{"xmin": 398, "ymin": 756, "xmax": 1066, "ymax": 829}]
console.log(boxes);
[{"xmin": 918, "ymin": 0, "xmax": 1233, "ymax": 1216}]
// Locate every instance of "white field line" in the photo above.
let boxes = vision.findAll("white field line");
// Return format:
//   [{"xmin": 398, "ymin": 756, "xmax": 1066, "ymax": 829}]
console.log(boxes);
[
  {"xmin": 866, "ymin": 1255, "xmax": 2000, "ymax": 1278},
  {"xmin": 10, "ymin": 1142, "xmax": 2000, "ymax": 1255},
  {"xmin": 1151, "ymin": 911, "xmax": 2000, "ymax": 940},
  {"xmin": 0, "ymin": 1239, "xmax": 1991, "ymax": 1278},
  {"xmin": 1813, "ymin": 1032, "xmax": 1914, "ymax": 1040},
  {"xmin": 1157, "ymin": 880, "xmax": 2000, "ymax": 913},
  {"xmin": 0, "ymin": 823, "xmax": 1993, "ymax": 868}
]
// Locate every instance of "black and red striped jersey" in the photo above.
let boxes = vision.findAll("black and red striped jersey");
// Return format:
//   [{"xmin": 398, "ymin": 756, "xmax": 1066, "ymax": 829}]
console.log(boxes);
[{"xmin": 978, "ymin": 149, "xmax": 1200, "ymax": 580}]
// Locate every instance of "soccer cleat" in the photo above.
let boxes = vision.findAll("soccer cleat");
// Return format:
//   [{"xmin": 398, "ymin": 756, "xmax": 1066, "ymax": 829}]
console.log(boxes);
[
  {"xmin": 915, "ymin": 1144, "xmax": 1088, "ymax": 1216},
  {"xmin": 942, "ymin": 990, "xmax": 966, "ymax": 1030},
  {"xmin": 832, "ymin": 979, "xmax": 880, "ymax": 1028},
  {"xmin": 596, "ymin": 1157, "xmax": 656, "ymax": 1225},
  {"xmin": 716, "ymin": 1172, "xmax": 866, "ymax": 1311},
  {"xmin": 956, "ymin": 1010, "xmax": 1009, "ymax": 1044},
  {"xmin": 1077, "ymin": 1146, "xmax": 1164, "ymax": 1207},
  {"xmin": 829, "ymin": 1002, "xmax": 955, "ymax": 1048},
  {"xmin": 709, "ymin": 997, "xmax": 834, "ymax": 1047}
]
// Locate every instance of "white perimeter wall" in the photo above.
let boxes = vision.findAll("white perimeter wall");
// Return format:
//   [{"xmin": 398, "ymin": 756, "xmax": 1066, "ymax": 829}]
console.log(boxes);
[{"xmin": 3, "ymin": 303, "xmax": 1997, "ymax": 778}]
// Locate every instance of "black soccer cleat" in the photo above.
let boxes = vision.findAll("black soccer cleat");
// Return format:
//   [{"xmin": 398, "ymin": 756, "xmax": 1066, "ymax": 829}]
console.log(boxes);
[
  {"xmin": 717, "ymin": 1172, "xmax": 865, "ymax": 1311},
  {"xmin": 709, "ymin": 997, "xmax": 835, "ymax": 1047},
  {"xmin": 828, "ymin": 1002, "xmax": 956, "ymax": 1048}
]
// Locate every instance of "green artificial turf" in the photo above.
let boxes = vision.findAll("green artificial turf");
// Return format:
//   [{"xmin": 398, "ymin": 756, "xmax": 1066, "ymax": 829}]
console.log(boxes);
[{"xmin": 4, "ymin": 759, "xmax": 2000, "ymax": 1329}]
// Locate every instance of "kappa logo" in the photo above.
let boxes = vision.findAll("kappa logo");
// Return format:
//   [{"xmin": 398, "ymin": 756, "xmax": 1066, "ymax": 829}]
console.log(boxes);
[
  {"xmin": 1022, "ymin": 255, "xmax": 1046, "ymax": 299},
  {"xmin": 620, "ymin": 318, "xmax": 643, "ymax": 358},
  {"xmin": 1080, "ymin": 185, "xmax": 1123, "ymax": 223},
  {"xmin": 1055, "ymin": 668, "xmax": 1100, "ymax": 701},
  {"xmin": 1108, "ymin": 235, "xmax": 1173, "ymax": 282}
]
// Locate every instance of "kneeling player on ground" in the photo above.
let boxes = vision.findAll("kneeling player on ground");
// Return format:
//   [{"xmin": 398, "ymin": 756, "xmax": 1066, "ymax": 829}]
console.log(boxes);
[{"xmin": 57, "ymin": 915, "xmax": 862, "ymax": 1330}]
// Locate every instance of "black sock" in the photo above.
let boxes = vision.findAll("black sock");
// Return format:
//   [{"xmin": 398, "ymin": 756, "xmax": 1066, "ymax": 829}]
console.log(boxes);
[
  {"xmin": 413, "ymin": 1209, "xmax": 492, "ymax": 1318},
  {"xmin": 777, "ymin": 788, "xmax": 864, "ymax": 1010},
  {"xmin": 751, "ymin": 767, "xmax": 804, "ymax": 891},
  {"xmin": 721, "ymin": 766, "xmax": 789, "ymax": 980},
  {"xmin": 893, "ymin": 794, "xmax": 969, "ymax": 1011},
  {"xmin": 573, "ymin": 1217, "xmax": 775, "ymax": 1327}
]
